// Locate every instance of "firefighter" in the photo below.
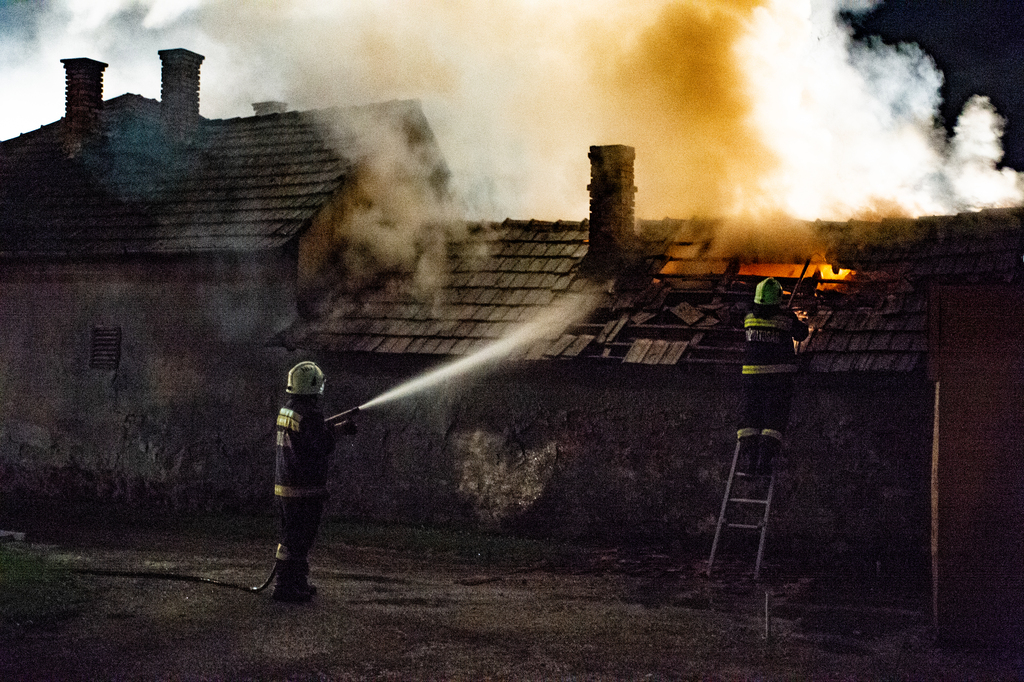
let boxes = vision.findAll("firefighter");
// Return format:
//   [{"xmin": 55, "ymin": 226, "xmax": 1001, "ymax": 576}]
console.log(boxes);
[
  {"xmin": 737, "ymin": 277, "xmax": 808, "ymax": 477},
  {"xmin": 272, "ymin": 361, "xmax": 356, "ymax": 603}
]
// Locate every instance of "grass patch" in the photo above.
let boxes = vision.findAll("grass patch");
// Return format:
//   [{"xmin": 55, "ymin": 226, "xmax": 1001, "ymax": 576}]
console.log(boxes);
[{"xmin": 0, "ymin": 544, "xmax": 92, "ymax": 631}]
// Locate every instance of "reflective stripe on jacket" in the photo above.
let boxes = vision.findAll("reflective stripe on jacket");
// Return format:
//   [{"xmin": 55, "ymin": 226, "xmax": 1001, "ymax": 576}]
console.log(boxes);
[
  {"xmin": 274, "ymin": 483, "xmax": 328, "ymax": 497},
  {"xmin": 742, "ymin": 311, "xmax": 807, "ymax": 375},
  {"xmin": 274, "ymin": 398, "xmax": 335, "ymax": 498}
]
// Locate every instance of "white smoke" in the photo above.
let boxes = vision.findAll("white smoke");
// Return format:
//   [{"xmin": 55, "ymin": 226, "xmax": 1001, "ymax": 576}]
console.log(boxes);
[
  {"xmin": 311, "ymin": 105, "xmax": 465, "ymax": 295},
  {"xmin": 738, "ymin": 0, "xmax": 1022, "ymax": 219},
  {"xmin": 1, "ymin": 0, "xmax": 1020, "ymax": 223},
  {"xmin": 945, "ymin": 95, "xmax": 1024, "ymax": 211}
]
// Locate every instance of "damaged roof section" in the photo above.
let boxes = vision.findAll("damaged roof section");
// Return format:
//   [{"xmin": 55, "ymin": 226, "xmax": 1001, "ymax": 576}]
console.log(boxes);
[
  {"xmin": 573, "ymin": 210, "xmax": 1023, "ymax": 372},
  {"xmin": 283, "ymin": 207, "xmax": 1024, "ymax": 373}
]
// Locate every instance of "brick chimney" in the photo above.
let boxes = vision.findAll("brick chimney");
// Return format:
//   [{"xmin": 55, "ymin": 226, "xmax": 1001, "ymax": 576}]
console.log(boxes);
[
  {"xmin": 252, "ymin": 101, "xmax": 288, "ymax": 116},
  {"xmin": 158, "ymin": 48, "xmax": 204, "ymax": 142},
  {"xmin": 60, "ymin": 57, "xmax": 108, "ymax": 156},
  {"xmin": 583, "ymin": 144, "xmax": 640, "ymax": 276}
]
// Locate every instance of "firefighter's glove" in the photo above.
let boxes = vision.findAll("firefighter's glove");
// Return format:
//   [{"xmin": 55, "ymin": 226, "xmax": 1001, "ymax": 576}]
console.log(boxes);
[{"xmin": 335, "ymin": 419, "xmax": 358, "ymax": 436}]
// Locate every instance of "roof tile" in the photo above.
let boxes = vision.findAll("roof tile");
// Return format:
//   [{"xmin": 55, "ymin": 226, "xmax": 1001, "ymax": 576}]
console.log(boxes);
[
  {"xmin": 641, "ymin": 339, "xmax": 670, "ymax": 364},
  {"xmin": 806, "ymin": 330, "xmax": 832, "ymax": 352},
  {"xmin": 623, "ymin": 338, "xmax": 654, "ymax": 363},
  {"xmin": 826, "ymin": 333, "xmax": 851, "ymax": 352},
  {"xmin": 868, "ymin": 332, "xmax": 893, "ymax": 351},
  {"xmin": 563, "ymin": 334, "xmax": 596, "ymax": 357},
  {"xmin": 847, "ymin": 334, "xmax": 871, "ymax": 353},
  {"xmin": 895, "ymin": 353, "xmax": 921, "ymax": 372},
  {"xmin": 433, "ymin": 339, "xmax": 458, "ymax": 355},
  {"xmin": 662, "ymin": 340, "xmax": 689, "ymax": 365}
]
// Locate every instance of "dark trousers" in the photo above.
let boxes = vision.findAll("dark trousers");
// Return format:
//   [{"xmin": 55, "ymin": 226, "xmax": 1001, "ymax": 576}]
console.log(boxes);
[
  {"xmin": 275, "ymin": 496, "xmax": 325, "ymax": 591},
  {"xmin": 738, "ymin": 373, "xmax": 795, "ymax": 475}
]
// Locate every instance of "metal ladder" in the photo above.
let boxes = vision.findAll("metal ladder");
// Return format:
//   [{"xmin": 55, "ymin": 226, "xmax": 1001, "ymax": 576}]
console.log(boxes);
[{"xmin": 707, "ymin": 439, "xmax": 776, "ymax": 580}]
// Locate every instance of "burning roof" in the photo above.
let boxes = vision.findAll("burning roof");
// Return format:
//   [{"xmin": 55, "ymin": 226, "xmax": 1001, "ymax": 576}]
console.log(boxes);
[{"xmin": 281, "ymin": 208, "xmax": 1024, "ymax": 374}]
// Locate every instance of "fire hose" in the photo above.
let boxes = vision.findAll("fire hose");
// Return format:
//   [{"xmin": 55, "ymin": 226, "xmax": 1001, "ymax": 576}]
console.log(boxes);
[
  {"xmin": 70, "ymin": 406, "xmax": 365, "ymax": 594},
  {"xmin": 71, "ymin": 564, "xmax": 277, "ymax": 593}
]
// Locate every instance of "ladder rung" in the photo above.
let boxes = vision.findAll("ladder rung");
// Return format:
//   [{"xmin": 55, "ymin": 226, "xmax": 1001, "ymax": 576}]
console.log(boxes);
[
  {"xmin": 727, "ymin": 522, "xmax": 763, "ymax": 530},
  {"xmin": 729, "ymin": 497, "xmax": 769, "ymax": 504}
]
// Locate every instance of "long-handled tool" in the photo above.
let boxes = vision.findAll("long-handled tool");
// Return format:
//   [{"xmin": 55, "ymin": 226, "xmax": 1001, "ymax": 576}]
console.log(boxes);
[{"xmin": 787, "ymin": 257, "xmax": 812, "ymax": 309}]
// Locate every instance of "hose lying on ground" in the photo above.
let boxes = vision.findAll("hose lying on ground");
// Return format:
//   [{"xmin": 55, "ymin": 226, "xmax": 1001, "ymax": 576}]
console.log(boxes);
[{"xmin": 71, "ymin": 563, "xmax": 277, "ymax": 593}]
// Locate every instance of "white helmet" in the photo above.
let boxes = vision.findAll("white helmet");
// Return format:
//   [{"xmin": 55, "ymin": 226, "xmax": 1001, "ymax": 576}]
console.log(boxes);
[{"xmin": 286, "ymin": 361, "xmax": 325, "ymax": 395}]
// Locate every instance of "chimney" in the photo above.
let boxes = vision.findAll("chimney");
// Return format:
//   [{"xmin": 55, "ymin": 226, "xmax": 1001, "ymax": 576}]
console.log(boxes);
[
  {"xmin": 158, "ymin": 48, "xmax": 205, "ymax": 142},
  {"xmin": 584, "ymin": 144, "xmax": 640, "ymax": 276},
  {"xmin": 252, "ymin": 101, "xmax": 288, "ymax": 116},
  {"xmin": 60, "ymin": 57, "xmax": 108, "ymax": 156}
]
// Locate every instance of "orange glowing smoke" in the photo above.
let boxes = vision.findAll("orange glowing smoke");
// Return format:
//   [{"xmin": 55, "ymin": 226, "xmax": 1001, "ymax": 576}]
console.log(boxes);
[{"xmin": 594, "ymin": 0, "xmax": 775, "ymax": 221}]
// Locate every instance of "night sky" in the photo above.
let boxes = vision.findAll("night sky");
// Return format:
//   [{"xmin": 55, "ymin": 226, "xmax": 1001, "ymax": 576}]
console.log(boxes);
[{"xmin": 852, "ymin": 0, "xmax": 1024, "ymax": 169}]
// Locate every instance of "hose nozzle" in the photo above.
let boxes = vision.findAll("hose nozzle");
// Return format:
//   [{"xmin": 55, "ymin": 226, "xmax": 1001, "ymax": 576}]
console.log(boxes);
[{"xmin": 326, "ymin": 406, "xmax": 360, "ymax": 425}]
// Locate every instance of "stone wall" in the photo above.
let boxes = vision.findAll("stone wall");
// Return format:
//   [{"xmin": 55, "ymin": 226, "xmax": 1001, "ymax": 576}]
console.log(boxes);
[
  {"xmin": 0, "ymin": 254, "xmax": 298, "ymax": 512},
  {"xmin": 317, "ymin": 356, "xmax": 933, "ymax": 567}
]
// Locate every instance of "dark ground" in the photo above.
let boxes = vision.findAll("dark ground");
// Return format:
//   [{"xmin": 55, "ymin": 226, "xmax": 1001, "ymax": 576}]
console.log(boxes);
[{"xmin": 1, "ymin": 507, "xmax": 1022, "ymax": 681}]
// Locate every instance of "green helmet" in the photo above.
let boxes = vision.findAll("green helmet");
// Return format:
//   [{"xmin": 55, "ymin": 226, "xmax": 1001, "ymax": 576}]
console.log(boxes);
[
  {"xmin": 754, "ymin": 277, "xmax": 783, "ymax": 306},
  {"xmin": 286, "ymin": 361, "xmax": 325, "ymax": 395}
]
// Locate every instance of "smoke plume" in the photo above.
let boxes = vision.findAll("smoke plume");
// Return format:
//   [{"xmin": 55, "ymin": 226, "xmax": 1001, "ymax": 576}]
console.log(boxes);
[
  {"xmin": 311, "ymin": 104, "xmax": 464, "ymax": 296},
  {"xmin": 1, "ymin": 0, "xmax": 1021, "ymax": 225}
]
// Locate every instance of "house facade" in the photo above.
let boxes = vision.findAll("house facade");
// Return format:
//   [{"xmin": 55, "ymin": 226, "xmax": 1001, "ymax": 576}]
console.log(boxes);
[
  {"xmin": 3, "ymin": 55, "xmax": 1022, "ymax": 642},
  {"xmin": 0, "ymin": 49, "xmax": 448, "ymax": 512}
]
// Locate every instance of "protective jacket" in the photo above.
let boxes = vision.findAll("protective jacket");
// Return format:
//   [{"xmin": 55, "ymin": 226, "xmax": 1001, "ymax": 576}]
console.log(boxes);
[
  {"xmin": 736, "ymin": 304, "xmax": 809, "ymax": 476},
  {"xmin": 742, "ymin": 307, "xmax": 809, "ymax": 375},
  {"xmin": 274, "ymin": 396, "xmax": 336, "ymax": 499}
]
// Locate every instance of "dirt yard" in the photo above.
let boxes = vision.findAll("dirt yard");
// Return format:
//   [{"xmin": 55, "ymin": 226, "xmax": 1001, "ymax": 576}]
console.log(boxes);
[{"xmin": 2, "ymin": 513, "xmax": 1022, "ymax": 681}]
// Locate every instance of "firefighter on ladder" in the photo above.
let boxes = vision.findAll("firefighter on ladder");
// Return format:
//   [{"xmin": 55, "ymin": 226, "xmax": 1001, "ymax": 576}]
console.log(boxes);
[
  {"xmin": 272, "ymin": 361, "xmax": 357, "ymax": 603},
  {"xmin": 737, "ymin": 278, "xmax": 808, "ymax": 477}
]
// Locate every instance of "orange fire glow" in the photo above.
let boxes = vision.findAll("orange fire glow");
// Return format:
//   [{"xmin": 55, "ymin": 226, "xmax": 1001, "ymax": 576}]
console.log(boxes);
[
  {"xmin": 817, "ymin": 263, "xmax": 852, "ymax": 280},
  {"xmin": 734, "ymin": 262, "xmax": 854, "ymax": 281}
]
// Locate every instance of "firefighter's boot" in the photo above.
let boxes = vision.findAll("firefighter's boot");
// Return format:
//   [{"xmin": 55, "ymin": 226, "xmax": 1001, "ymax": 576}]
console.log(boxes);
[
  {"xmin": 757, "ymin": 429, "xmax": 783, "ymax": 477},
  {"xmin": 296, "ymin": 558, "xmax": 317, "ymax": 597},
  {"xmin": 272, "ymin": 559, "xmax": 312, "ymax": 603},
  {"xmin": 736, "ymin": 429, "xmax": 760, "ymax": 476}
]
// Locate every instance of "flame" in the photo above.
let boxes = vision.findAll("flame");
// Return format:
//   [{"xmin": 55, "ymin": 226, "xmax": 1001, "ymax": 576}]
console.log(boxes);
[
  {"xmin": 734, "ymin": 261, "xmax": 854, "ymax": 282},
  {"xmin": 818, "ymin": 263, "xmax": 851, "ymax": 280},
  {"xmin": 661, "ymin": 258, "xmax": 854, "ymax": 283}
]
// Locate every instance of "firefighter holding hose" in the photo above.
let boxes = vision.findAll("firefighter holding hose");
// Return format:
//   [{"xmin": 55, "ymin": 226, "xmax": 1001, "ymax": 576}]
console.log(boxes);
[
  {"xmin": 272, "ymin": 361, "xmax": 357, "ymax": 603},
  {"xmin": 737, "ymin": 278, "xmax": 808, "ymax": 477}
]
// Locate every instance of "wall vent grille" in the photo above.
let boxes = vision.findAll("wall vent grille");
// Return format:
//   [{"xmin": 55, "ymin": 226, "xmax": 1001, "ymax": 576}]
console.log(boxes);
[{"xmin": 90, "ymin": 326, "xmax": 122, "ymax": 369}]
